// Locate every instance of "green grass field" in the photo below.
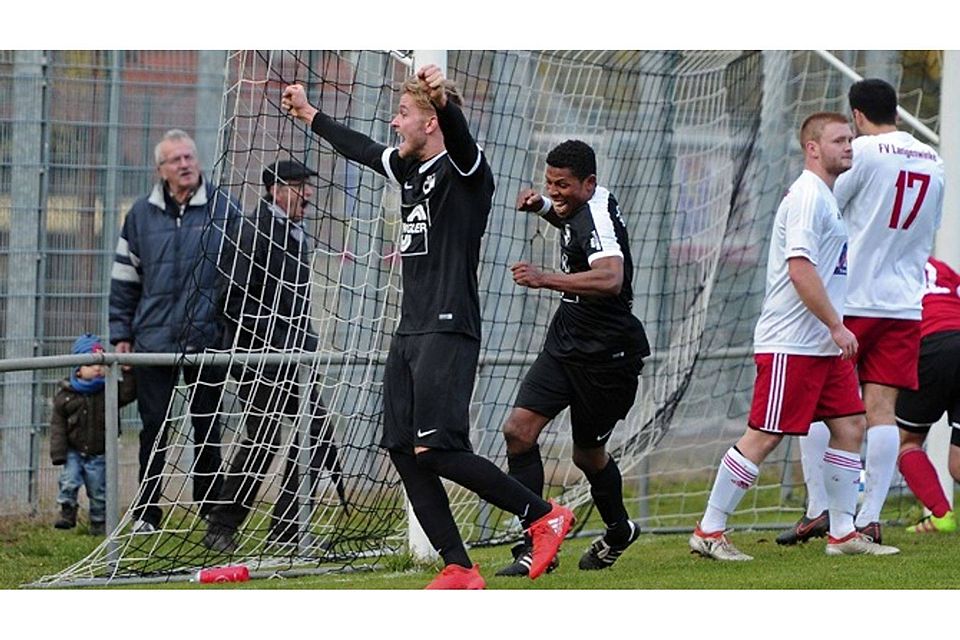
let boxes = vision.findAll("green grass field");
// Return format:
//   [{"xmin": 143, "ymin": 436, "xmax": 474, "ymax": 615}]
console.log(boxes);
[{"xmin": 3, "ymin": 515, "xmax": 958, "ymax": 590}]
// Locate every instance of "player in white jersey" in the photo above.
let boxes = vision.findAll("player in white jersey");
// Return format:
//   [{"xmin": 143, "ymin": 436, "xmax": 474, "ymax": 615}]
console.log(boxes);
[
  {"xmin": 690, "ymin": 112, "xmax": 898, "ymax": 561},
  {"xmin": 779, "ymin": 79, "xmax": 944, "ymax": 547}
]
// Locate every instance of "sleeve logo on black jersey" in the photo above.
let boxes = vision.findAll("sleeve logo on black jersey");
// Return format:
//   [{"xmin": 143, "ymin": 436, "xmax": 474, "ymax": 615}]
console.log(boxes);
[
  {"xmin": 423, "ymin": 173, "xmax": 436, "ymax": 195},
  {"xmin": 400, "ymin": 202, "xmax": 430, "ymax": 256},
  {"xmin": 589, "ymin": 230, "xmax": 602, "ymax": 251},
  {"xmin": 613, "ymin": 203, "xmax": 625, "ymax": 226}
]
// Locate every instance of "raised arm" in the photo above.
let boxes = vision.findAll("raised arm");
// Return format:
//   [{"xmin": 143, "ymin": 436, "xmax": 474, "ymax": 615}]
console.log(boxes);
[
  {"xmin": 417, "ymin": 65, "xmax": 482, "ymax": 176},
  {"xmin": 282, "ymin": 84, "xmax": 389, "ymax": 174},
  {"xmin": 517, "ymin": 188, "xmax": 564, "ymax": 229}
]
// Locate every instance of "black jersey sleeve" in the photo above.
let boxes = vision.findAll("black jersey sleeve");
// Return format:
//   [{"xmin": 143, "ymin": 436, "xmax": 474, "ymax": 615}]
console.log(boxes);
[
  {"xmin": 434, "ymin": 100, "xmax": 483, "ymax": 177},
  {"xmin": 310, "ymin": 111, "xmax": 391, "ymax": 177},
  {"xmin": 539, "ymin": 209, "xmax": 565, "ymax": 229}
]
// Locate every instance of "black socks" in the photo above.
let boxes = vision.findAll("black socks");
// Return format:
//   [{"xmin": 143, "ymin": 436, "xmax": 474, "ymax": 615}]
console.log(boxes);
[
  {"xmin": 416, "ymin": 449, "xmax": 550, "ymax": 528},
  {"xmin": 585, "ymin": 456, "xmax": 631, "ymax": 543}
]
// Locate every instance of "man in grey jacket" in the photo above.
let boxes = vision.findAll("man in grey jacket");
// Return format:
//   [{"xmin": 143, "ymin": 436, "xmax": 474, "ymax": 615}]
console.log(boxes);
[{"xmin": 109, "ymin": 129, "xmax": 239, "ymax": 533}]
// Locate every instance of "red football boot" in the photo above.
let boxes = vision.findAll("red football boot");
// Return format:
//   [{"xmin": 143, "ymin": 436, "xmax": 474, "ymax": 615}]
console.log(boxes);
[
  {"xmin": 424, "ymin": 563, "xmax": 486, "ymax": 590},
  {"xmin": 526, "ymin": 500, "xmax": 574, "ymax": 579}
]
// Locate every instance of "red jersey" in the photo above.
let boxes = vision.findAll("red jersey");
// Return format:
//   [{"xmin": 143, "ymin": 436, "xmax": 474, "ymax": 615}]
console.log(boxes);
[{"xmin": 920, "ymin": 257, "xmax": 960, "ymax": 338}]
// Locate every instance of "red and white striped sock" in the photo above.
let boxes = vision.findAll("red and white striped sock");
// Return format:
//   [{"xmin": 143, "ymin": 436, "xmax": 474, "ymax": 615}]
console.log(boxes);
[
  {"xmin": 700, "ymin": 447, "xmax": 758, "ymax": 533},
  {"xmin": 824, "ymin": 447, "xmax": 860, "ymax": 538}
]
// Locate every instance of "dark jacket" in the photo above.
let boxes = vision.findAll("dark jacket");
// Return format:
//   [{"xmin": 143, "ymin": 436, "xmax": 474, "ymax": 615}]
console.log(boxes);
[
  {"xmin": 218, "ymin": 202, "xmax": 319, "ymax": 352},
  {"xmin": 109, "ymin": 178, "xmax": 241, "ymax": 353},
  {"xmin": 49, "ymin": 372, "xmax": 138, "ymax": 464}
]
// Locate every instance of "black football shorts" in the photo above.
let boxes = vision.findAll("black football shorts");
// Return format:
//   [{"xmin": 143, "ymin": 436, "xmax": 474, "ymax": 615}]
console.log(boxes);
[
  {"xmin": 381, "ymin": 332, "xmax": 478, "ymax": 453},
  {"xmin": 896, "ymin": 330, "xmax": 960, "ymax": 446},
  {"xmin": 514, "ymin": 350, "xmax": 643, "ymax": 448}
]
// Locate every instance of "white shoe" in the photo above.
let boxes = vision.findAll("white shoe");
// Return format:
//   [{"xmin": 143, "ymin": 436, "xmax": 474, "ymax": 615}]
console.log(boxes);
[
  {"xmin": 689, "ymin": 523, "xmax": 753, "ymax": 561},
  {"xmin": 132, "ymin": 519, "xmax": 156, "ymax": 534},
  {"xmin": 825, "ymin": 531, "xmax": 899, "ymax": 556}
]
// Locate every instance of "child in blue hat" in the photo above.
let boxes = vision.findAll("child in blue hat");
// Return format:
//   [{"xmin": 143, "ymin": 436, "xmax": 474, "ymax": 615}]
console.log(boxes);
[{"xmin": 50, "ymin": 333, "xmax": 136, "ymax": 535}]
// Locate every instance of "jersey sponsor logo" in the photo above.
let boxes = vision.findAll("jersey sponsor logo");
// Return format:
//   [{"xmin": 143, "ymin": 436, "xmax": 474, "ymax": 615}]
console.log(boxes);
[
  {"xmin": 833, "ymin": 242, "xmax": 847, "ymax": 276},
  {"xmin": 407, "ymin": 205, "xmax": 427, "ymax": 222},
  {"xmin": 400, "ymin": 202, "xmax": 430, "ymax": 256},
  {"xmin": 416, "ymin": 428, "xmax": 438, "ymax": 438}
]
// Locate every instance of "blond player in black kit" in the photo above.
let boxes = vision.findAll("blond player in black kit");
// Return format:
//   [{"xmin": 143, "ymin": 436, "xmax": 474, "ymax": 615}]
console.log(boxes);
[{"xmin": 282, "ymin": 65, "xmax": 573, "ymax": 589}]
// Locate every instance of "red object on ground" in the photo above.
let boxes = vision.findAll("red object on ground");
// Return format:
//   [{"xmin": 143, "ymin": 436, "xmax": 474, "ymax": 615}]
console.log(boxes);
[{"xmin": 195, "ymin": 565, "xmax": 250, "ymax": 584}]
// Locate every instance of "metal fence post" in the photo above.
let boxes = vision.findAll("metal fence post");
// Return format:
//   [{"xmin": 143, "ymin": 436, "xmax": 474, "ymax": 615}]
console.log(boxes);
[
  {"xmin": 105, "ymin": 361, "xmax": 120, "ymax": 565},
  {"xmin": 1, "ymin": 50, "xmax": 45, "ymax": 505}
]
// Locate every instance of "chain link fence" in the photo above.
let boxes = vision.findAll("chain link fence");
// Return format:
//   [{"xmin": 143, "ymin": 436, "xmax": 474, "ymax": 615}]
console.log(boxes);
[{"xmin": 0, "ymin": 50, "xmax": 227, "ymax": 516}]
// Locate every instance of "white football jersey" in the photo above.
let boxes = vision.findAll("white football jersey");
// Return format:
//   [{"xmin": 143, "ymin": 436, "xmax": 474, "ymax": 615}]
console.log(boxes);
[
  {"xmin": 754, "ymin": 170, "xmax": 849, "ymax": 356},
  {"xmin": 834, "ymin": 131, "xmax": 943, "ymax": 319}
]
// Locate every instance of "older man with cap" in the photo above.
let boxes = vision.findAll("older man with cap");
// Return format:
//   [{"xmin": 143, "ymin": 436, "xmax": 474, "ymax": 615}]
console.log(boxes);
[{"xmin": 204, "ymin": 158, "xmax": 347, "ymax": 553}]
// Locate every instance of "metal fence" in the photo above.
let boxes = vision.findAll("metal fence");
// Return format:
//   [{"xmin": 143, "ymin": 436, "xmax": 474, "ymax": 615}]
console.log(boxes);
[{"xmin": 0, "ymin": 50, "xmax": 227, "ymax": 515}]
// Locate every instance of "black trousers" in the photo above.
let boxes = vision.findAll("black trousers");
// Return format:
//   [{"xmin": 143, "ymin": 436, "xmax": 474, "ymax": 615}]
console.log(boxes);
[
  {"xmin": 133, "ymin": 364, "xmax": 225, "ymax": 526},
  {"xmin": 207, "ymin": 361, "xmax": 345, "ymax": 538}
]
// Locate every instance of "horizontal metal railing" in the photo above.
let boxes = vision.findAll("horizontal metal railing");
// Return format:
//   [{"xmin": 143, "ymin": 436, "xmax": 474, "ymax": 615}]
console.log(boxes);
[{"xmin": 0, "ymin": 345, "xmax": 754, "ymax": 565}]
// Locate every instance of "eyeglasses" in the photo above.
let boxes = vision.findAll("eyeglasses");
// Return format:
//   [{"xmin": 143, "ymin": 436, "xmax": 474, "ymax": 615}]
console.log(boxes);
[{"xmin": 159, "ymin": 152, "xmax": 196, "ymax": 166}]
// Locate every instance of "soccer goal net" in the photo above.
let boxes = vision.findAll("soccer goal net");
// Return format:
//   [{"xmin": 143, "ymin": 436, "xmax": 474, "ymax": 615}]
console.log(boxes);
[{"xmin": 36, "ymin": 49, "xmax": 942, "ymax": 586}]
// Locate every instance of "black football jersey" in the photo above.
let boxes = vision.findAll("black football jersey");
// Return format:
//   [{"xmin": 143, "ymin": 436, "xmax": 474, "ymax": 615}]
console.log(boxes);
[
  {"xmin": 310, "ymin": 100, "xmax": 493, "ymax": 339},
  {"xmin": 544, "ymin": 187, "xmax": 650, "ymax": 364},
  {"xmin": 381, "ymin": 145, "xmax": 493, "ymax": 339}
]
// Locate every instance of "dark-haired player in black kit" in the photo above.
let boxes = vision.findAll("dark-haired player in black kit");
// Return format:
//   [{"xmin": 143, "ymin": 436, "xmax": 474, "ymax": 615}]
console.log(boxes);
[
  {"xmin": 497, "ymin": 140, "xmax": 650, "ymax": 576},
  {"xmin": 282, "ymin": 65, "xmax": 573, "ymax": 589}
]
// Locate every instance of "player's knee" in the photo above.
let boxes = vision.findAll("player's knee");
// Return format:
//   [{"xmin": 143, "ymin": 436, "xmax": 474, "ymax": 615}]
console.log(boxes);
[
  {"xmin": 502, "ymin": 419, "xmax": 536, "ymax": 454},
  {"xmin": 571, "ymin": 447, "xmax": 607, "ymax": 475},
  {"xmin": 898, "ymin": 430, "xmax": 925, "ymax": 453},
  {"xmin": 830, "ymin": 415, "xmax": 866, "ymax": 451}
]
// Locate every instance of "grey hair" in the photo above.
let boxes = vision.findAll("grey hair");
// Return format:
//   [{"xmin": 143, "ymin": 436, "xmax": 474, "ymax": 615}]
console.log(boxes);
[{"xmin": 154, "ymin": 129, "xmax": 198, "ymax": 166}]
